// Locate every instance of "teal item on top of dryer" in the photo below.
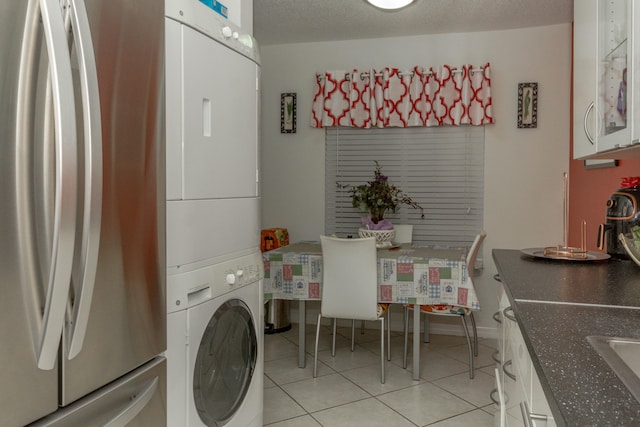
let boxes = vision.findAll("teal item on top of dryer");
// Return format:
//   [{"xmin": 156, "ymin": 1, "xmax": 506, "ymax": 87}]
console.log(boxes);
[{"xmin": 198, "ymin": 0, "xmax": 228, "ymax": 19}]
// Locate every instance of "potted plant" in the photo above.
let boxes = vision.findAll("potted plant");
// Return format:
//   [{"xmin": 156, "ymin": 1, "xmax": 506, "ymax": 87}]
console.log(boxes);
[{"xmin": 339, "ymin": 161, "xmax": 423, "ymax": 244}]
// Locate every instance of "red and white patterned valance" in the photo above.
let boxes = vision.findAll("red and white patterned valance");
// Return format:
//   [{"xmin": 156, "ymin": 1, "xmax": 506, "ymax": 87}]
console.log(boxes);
[{"xmin": 311, "ymin": 63, "xmax": 493, "ymax": 128}]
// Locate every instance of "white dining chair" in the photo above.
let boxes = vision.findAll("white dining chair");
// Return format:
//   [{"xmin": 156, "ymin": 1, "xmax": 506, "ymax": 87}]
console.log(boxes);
[
  {"xmin": 392, "ymin": 224, "xmax": 413, "ymax": 244},
  {"xmin": 402, "ymin": 231, "xmax": 486, "ymax": 379},
  {"xmin": 315, "ymin": 236, "xmax": 389, "ymax": 383}
]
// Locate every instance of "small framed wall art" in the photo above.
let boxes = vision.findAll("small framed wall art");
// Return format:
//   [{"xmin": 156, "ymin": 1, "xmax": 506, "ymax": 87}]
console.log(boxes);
[
  {"xmin": 281, "ymin": 92, "xmax": 297, "ymax": 133},
  {"xmin": 517, "ymin": 82, "xmax": 538, "ymax": 128}
]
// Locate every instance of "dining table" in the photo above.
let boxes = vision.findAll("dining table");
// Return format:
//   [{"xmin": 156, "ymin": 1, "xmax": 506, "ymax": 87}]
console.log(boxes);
[{"xmin": 262, "ymin": 240, "xmax": 477, "ymax": 380}]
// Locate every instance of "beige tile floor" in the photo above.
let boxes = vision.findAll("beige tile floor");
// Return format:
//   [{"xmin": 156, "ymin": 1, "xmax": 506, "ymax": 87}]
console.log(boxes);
[{"xmin": 263, "ymin": 322, "xmax": 498, "ymax": 426}]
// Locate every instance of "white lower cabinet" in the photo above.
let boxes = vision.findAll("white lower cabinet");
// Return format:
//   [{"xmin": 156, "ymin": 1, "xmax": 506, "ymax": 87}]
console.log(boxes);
[
  {"xmin": 495, "ymin": 283, "xmax": 556, "ymax": 427},
  {"xmin": 528, "ymin": 365, "xmax": 556, "ymax": 426},
  {"xmin": 492, "ymin": 279, "xmax": 505, "ymax": 427}
]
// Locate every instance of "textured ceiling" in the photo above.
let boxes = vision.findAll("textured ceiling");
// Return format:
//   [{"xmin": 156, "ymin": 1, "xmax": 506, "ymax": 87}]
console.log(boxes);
[{"xmin": 253, "ymin": 0, "xmax": 573, "ymax": 46}]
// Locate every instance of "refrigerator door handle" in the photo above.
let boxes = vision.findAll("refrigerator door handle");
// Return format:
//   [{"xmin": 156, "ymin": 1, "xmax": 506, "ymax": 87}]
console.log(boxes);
[
  {"xmin": 103, "ymin": 377, "xmax": 159, "ymax": 427},
  {"xmin": 37, "ymin": 0, "xmax": 78, "ymax": 370},
  {"xmin": 66, "ymin": 0, "xmax": 103, "ymax": 360}
]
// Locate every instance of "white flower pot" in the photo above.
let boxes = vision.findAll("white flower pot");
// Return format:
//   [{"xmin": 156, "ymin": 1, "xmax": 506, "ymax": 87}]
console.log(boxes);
[{"xmin": 358, "ymin": 228, "xmax": 396, "ymax": 248}]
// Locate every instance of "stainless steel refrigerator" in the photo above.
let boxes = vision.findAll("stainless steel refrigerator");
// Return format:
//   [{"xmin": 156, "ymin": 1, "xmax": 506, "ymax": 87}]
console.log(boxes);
[{"xmin": 0, "ymin": 0, "xmax": 166, "ymax": 425}]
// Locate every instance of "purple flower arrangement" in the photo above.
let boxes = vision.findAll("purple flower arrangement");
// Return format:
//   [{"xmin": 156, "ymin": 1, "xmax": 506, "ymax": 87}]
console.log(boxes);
[{"xmin": 340, "ymin": 161, "xmax": 423, "ymax": 228}]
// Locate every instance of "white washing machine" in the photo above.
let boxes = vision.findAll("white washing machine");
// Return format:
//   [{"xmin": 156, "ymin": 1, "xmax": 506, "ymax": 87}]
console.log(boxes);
[{"xmin": 167, "ymin": 251, "xmax": 264, "ymax": 427}]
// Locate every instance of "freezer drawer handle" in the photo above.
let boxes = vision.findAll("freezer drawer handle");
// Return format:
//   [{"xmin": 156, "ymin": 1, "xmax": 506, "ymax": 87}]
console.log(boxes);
[
  {"xmin": 104, "ymin": 377, "xmax": 158, "ymax": 427},
  {"xmin": 36, "ymin": 0, "xmax": 79, "ymax": 371}
]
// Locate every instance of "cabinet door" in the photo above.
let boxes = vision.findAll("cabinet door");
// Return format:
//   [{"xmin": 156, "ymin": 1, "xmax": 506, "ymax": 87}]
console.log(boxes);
[
  {"xmin": 503, "ymin": 306, "xmax": 525, "ymax": 426},
  {"xmin": 495, "ymin": 288, "xmax": 505, "ymax": 368},
  {"xmin": 509, "ymin": 307, "xmax": 557, "ymax": 427},
  {"xmin": 493, "ymin": 287, "xmax": 506, "ymax": 426},
  {"xmin": 530, "ymin": 365, "xmax": 557, "ymax": 427},
  {"xmin": 573, "ymin": 0, "xmax": 598, "ymax": 159},
  {"xmin": 596, "ymin": 0, "xmax": 631, "ymax": 152},
  {"xmin": 497, "ymin": 281, "xmax": 557, "ymax": 426},
  {"xmin": 632, "ymin": 2, "xmax": 640, "ymax": 145}
]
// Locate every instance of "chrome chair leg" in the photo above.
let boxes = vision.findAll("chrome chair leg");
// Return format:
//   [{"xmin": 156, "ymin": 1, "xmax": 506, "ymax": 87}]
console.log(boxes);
[
  {"xmin": 402, "ymin": 306, "xmax": 409, "ymax": 369},
  {"xmin": 460, "ymin": 314, "xmax": 474, "ymax": 379},
  {"xmin": 423, "ymin": 314, "xmax": 430, "ymax": 343},
  {"xmin": 470, "ymin": 312, "xmax": 478, "ymax": 356},
  {"xmin": 331, "ymin": 316, "xmax": 337, "ymax": 357},
  {"xmin": 351, "ymin": 319, "xmax": 355, "ymax": 352},
  {"xmin": 380, "ymin": 317, "xmax": 385, "ymax": 384},
  {"xmin": 313, "ymin": 313, "xmax": 322, "ymax": 378},
  {"xmin": 386, "ymin": 310, "xmax": 391, "ymax": 361}
]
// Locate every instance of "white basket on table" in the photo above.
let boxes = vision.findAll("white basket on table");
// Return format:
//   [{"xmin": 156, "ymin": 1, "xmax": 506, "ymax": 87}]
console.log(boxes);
[{"xmin": 358, "ymin": 228, "xmax": 396, "ymax": 248}]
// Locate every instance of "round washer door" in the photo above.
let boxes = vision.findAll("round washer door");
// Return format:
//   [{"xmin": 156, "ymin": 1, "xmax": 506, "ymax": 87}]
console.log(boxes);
[{"xmin": 193, "ymin": 298, "xmax": 257, "ymax": 426}]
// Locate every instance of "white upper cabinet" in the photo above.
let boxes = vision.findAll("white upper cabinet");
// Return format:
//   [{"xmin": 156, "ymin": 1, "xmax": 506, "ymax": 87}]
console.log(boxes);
[
  {"xmin": 574, "ymin": 0, "xmax": 640, "ymax": 159},
  {"xmin": 596, "ymin": 1, "xmax": 630, "ymax": 152},
  {"xmin": 573, "ymin": 0, "xmax": 598, "ymax": 158}
]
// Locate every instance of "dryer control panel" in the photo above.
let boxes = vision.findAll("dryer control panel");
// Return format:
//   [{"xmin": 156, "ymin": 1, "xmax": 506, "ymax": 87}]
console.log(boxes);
[
  {"xmin": 167, "ymin": 251, "xmax": 263, "ymax": 314},
  {"xmin": 165, "ymin": 0, "xmax": 259, "ymax": 63}
]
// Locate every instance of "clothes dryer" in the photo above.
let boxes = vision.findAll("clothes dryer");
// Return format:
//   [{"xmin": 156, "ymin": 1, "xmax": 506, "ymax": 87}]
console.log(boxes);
[
  {"xmin": 167, "ymin": 251, "xmax": 263, "ymax": 427},
  {"xmin": 165, "ymin": 0, "xmax": 261, "ymax": 273}
]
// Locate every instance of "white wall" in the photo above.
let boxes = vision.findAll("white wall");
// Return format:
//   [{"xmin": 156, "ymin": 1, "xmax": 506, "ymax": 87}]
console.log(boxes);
[
  {"xmin": 259, "ymin": 24, "xmax": 571, "ymax": 337},
  {"xmin": 225, "ymin": 0, "xmax": 252, "ymax": 32}
]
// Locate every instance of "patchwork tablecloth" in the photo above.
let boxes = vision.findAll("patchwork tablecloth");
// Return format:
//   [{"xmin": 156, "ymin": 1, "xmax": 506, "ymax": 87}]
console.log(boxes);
[{"xmin": 263, "ymin": 241, "xmax": 479, "ymax": 310}]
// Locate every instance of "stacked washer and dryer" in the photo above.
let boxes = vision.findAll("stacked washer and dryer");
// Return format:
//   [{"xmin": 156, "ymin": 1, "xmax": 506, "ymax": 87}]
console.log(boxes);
[{"xmin": 164, "ymin": 1, "xmax": 263, "ymax": 426}]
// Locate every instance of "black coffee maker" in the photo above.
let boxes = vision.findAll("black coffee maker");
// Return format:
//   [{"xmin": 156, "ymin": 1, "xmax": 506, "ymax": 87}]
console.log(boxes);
[{"xmin": 597, "ymin": 186, "xmax": 640, "ymax": 259}]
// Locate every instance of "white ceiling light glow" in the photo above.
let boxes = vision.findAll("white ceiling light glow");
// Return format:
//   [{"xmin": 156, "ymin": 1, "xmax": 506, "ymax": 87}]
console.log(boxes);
[{"xmin": 366, "ymin": 0, "xmax": 415, "ymax": 10}]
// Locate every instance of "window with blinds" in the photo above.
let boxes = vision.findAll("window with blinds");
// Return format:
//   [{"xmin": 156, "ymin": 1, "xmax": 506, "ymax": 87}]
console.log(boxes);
[{"xmin": 325, "ymin": 126, "xmax": 484, "ymax": 247}]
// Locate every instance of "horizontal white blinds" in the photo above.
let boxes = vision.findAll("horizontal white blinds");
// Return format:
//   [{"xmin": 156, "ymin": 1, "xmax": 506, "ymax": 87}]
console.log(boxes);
[{"xmin": 325, "ymin": 126, "xmax": 484, "ymax": 247}]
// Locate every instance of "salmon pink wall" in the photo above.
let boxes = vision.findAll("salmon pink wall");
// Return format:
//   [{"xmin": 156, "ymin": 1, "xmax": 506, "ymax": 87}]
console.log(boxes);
[{"xmin": 568, "ymin": 155, "xmax": 640, "ymax": 251}]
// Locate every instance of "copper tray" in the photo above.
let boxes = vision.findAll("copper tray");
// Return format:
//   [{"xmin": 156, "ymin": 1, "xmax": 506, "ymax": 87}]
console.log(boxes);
[{"xmin": 521, "ymin": 247, "xmax": 610, "ymax": 262}]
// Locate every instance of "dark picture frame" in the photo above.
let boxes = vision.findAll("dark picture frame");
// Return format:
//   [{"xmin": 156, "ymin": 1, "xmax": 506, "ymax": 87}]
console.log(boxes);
[
  {"xmin": 517, "ymin": 82, "xmax": 538, "ymax": 128},
  {"xmin": 280, "ymin": 92, "xmax": 297, "ymax": 133}
]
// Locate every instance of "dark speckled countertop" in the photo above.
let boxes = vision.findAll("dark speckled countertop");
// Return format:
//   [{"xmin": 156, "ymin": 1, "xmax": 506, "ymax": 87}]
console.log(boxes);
[{"xmin": 493, "ymin": 249, "xmax": 640, "ymax": 427}]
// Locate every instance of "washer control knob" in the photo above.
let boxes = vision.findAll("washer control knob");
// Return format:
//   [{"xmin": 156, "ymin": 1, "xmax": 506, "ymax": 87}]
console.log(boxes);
[
  {"xmin": 226, "ymin": 273, "xmax": 236, "ymax": 285},
  {"xmin": 236, "ymin": 269, "xmax": 244, "ymax": 277},
  {"xmin": 232, "ymin": 31, "xmax": 239, "ymax": 39},
  {"xmin": 222, "ymin": 26, "xmax": 233, "ymax": 38}
]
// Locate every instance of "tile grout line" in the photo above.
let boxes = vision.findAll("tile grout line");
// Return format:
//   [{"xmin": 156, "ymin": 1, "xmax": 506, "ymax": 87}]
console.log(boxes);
[{"xmin": 264, "ymin": 329, "xmax": 496, "ymax": 426}]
